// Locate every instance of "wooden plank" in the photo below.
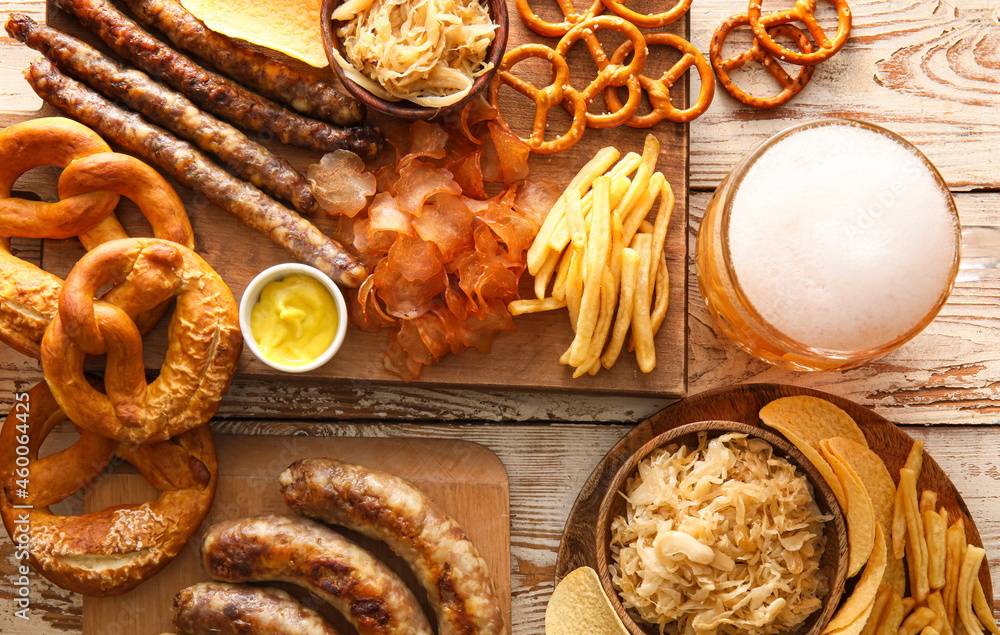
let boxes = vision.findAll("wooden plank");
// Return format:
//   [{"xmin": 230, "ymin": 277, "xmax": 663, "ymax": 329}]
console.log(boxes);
[
  {"xmin": 0, "ymin": 0, "xmax": 692, "ymax": 396},
  {"xmin": 0, "ymin": 421, "xmax": 997, "ymax": 635}
]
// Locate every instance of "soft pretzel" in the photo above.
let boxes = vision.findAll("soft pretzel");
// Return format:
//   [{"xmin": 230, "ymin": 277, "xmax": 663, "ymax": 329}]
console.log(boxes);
[
  {"xmin": 41, "ymin": 237, "xmax": 242, "ymax": 445},
  {"xmin": 0, "ymin": 381, "xmax": 217, "ymax": 596},
  {"xmin": 0, "ymin": 118, "xmax": 194, "ymax": 358}
]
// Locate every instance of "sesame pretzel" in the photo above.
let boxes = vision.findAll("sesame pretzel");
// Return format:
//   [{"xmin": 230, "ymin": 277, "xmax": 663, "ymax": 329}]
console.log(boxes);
[
  {"xmin": 555, "ymin": 15, "xmax": 648, "ymax": 129},
  {"xmin": 490, "ymin": 43, "xmax": 588, "ymax": 154},
  {"xmin": 0, "ymin": 381, "xmax": 217, "ymax": 597},
  {"xmin": 41, "ymin": 237, "xmax": 242, "ymax": 445},
  {"xmin": 514, "ymin": 0, "xmax": 605, "ymax": 37},
  {"xmin": 599, "ymin": 0, "xmax": 692, "ymax": 28},
  {"xmin": 710, "ymin": 13, "xmax": 816, "ymax": 109},
  {"xmin": 747, "ymin": 0, "xmax": 852, "ymax": 66},
  {"xmin": 604, "ymin": 33, "xmax": 715, "ymax": 126}
]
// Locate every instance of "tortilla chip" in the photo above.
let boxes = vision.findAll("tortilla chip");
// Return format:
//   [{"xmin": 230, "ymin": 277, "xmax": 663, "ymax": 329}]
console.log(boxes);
[
  {"xmin": 546, "ymin": 567, "xmax": 629, "ymax": 635},
  {"xmin": 823, "ymin": 437, "xmax": 906, "ymax": 595},
  {"xmin": 824, "ymin": 524, "xmax": 888, "ymax": 634},
  {"xmin": 760, "ymin": 396, "xmax": 868, "ymax": 450},
  {"xmin": 821, "ymin": 443, "xmax": 876, "ymax": 577},
  {"xmin": 181, "ymin": 0, "xmax": 328, "ymax": 68}
]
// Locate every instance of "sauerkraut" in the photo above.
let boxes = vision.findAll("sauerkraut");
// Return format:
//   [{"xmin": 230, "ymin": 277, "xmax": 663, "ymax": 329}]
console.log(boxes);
[
  {"xmin": 331, "ymin": 0, "xmax": 496, "ymax": 108},
  {"xmin": 609, "ymin": 432, "xmax": 830, "ymax": 635}
]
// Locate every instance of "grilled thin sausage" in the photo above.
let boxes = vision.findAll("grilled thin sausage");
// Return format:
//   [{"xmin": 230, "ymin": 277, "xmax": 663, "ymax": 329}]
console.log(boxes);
[
  {"xmin": 173, "ymin": 582, "xmax": 343, "ymax": 635},
  {"xmin": 25, "ymin": 59, "xmax": 369, "ymax": 288},
  {"xmin": 201, "ymin": 515, "xmax": 433, "ymax": 635},
  {"xmin": 7, "ymin": 14, "xmax": 317, "ymax": 214},
  {"xmin": 121, "ymin": 0, "xmax": 359, "ymax": 125},
  {"xmin": 54, "ymin": 0, "xmax": 380, "ymax": 155},
  {"xmin": 280, "ymin": 459, "xmax": 507, "ymax": 635}
]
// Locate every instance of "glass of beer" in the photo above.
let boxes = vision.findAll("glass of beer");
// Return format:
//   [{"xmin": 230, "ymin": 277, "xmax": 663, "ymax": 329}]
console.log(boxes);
[{"xmin": 696, "ymin": 118, "xmax": 961, "ymax": 371}]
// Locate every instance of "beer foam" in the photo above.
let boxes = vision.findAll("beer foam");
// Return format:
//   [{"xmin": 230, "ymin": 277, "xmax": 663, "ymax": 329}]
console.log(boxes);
[{"xmin": 727, "ymin": 122, "xmax": 958, "ymax": 352}]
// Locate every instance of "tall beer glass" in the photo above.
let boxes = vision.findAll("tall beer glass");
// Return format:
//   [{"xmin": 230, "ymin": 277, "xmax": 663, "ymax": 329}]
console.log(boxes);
[{"xmin": 696, "ymin": 119, "xmax": 961, "ymax": 371}]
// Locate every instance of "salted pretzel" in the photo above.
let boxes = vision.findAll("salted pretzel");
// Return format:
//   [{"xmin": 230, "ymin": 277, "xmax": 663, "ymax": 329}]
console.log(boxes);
[
  {"xmin": 515, "ymin": 0, "xmax": 604, "ymax": 37},
  {"xmin": 0, "ymin": 381, "xmax": 217, "ymax": 596},
  {"xmin": 747, "ymin": 0, "xmax": 852, "ymax": 66},
  {"xmin": 555, "ymin": 15, "xmax": 648, "ymax": 129},
  {"xmin": 604, "ymin": 33, "xmax": 715, "ymax": 126},
  {"xmin": 710, "ymin": 13, "xmax": 816, "ymax": 109},
  {"xmin": 490, "ymin": 43, "xmax": 588, "ymax": 154},
  {"xmin": 41, "ymin": 237, "xmax": 242, "ymax": 445},
  {"xmin": 0, "ymin": 117, "xmax": 194, "ymax": 358},
  {"xmin": 599, "ymin": 0, "xmax": 691, "ymax": 28}
]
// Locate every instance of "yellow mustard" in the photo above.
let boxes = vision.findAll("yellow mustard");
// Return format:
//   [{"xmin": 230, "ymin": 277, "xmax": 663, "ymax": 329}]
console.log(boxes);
[{"xmin": 249, "ymin": 273, "xmax": 338, "ymax": 366}]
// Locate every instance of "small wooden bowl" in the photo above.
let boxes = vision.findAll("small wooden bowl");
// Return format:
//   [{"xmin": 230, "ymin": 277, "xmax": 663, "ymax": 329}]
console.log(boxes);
[
  {"xmin": 596, "ymin": 420, "xmax": 849, "ymax": 635},
  {"xmin": 320, "ymin": 0, "xmax": 508, "ymax": 120}
]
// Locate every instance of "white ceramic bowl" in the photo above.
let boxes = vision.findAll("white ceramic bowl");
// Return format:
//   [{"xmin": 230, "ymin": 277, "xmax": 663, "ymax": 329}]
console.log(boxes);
[{"xmin": 238, "ymin": 263, "xmax": 348, "ymax": 373}]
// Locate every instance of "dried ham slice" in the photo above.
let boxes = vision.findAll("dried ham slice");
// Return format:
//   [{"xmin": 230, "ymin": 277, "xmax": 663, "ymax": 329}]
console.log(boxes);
[{"xmin": 309, "ymin": 150, "xmax": 376, "ymax": 217}]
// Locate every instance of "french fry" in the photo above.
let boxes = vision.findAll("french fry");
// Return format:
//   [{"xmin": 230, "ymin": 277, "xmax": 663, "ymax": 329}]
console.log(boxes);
[
  {"xmin": 533, "ymin": 248, "xmax": 560, "ymax": 299},
  {"xmin": 903, "ymin": 597, "xmax": 918, "ymax": 619},
  {"xmin": 575, "ymin": 267, "xmax": 615, "ymax": 377},
  {"xmin": 567, "ymin": 177, "xmax": 611, "ymax": 366},
  {"xmin": 631, "ymin": 233, "xmax": 655, "ymax": 372},
  {"xmin": 611, "ymin": 136, "xmax": 658, "ymax": 222},
  {"xmin": 894, "ymin": 481, "xmax": 908, "ymax": 560},
  {"xmin": 925, "ymin": 509, "xmax": 947, "ymax": 590},
  {"xmin": 927, "ymin": 590, "xmax": 953, "ymax": 635},
  {"xmin": 860, "ymin": 584, "xmax": 894, "ymax": 635},
  {"xmin": 943, "ymin": 518, "xmax": 966, "ymax": 629},
  {"xmin": 527, "ymin": 146, "xmax": 619, "ymax": 273},
  {"xmin": 957, "ymin": 546, "xmax": 986, "ymax": 635},
  {"xmin": 508, "ymin": 297, "xmax": 568, "ymax": 316},
  {"xmin": 900, "ymin": 607, "xmax": 938, "ymax": 635},
  {"xmin": 602, "ymin": 248, "xmax": 640, "ymax": 369},
  {"xmin": 548, "ymin": 173, "xmax": 631, "ymax": 255},
  {"xmin": 919, "ymin": 628, "xmax": 940, "ymax": 635},
  {"xmin": 651, "ymin": 252, "xmax": 669, "ymax": 334},
  {"xmin": 877, "ymin": 591, "xmax": 905, "ymax": 635},
  {"xmin": 647, "ymin": 178, "xmax": 675, "ymax": 291},
  {"xmin": 566, "ymin": 234, "xmax": 585, "ymax": 327},
  {"xmin": 973, "ymin": 576, "xmax": 1000, "ymax": 635},
  {"xmin": 921, "ymin": 490, "xmax": 938, "ymax": 514},
  {"xmin": 622, "ymin": 172, "xmax": 665, "ymax": 244},
  {"xmin": 901, "ymin": 468, "xmax": 930, "ymax": 603},
  {"xmin": 905, "ymin": 440, "xmax": 925, "ymax": 474}
]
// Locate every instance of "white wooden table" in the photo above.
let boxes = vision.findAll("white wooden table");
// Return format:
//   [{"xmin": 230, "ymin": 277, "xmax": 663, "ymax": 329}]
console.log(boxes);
[{"xmin": 0, "ymin": 0, "xmax": 997, "ymax": 633}]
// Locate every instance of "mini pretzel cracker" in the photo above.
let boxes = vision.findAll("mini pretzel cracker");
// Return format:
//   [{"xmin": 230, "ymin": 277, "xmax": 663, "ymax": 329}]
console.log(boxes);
[
  {"xmin": 747, "ymin": 0, "xmax": 853, "ymax": 66},
  {"xmin": 711, "ymin": 13, "xmax": 816, "ymax": 109},
  {"xmin": 41, "ymin": 237, "xmax": 242, "ymax": 445},
  {"xmin": 599, "ymin": 0, "xmax": 691, "ymax": 28},
  {"xmin": 604, "ymin": 33, "xmax": 715, "ymax": 125},
  {"xmin": 514, "ymin": 0, "xmax": 605, "ymax": 37},
  {"xmin": 490, "ymin": 43, "xmax": 588, "ymax": 154},
  {"xmin": 554, "ymin": 15, "xmax": 648, "ymax": 129}
]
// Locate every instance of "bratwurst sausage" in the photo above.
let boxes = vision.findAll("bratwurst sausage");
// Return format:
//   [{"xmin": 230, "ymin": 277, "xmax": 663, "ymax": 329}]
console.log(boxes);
[
  {"xmin": 120, "ymin": 0, "xmax": 359, "ymax": 125},
  {"xmin": 280, "ymin": 458, "xmax": 507, "ymax": 635},
  {"xmin": 54, "ymin": 0, "xmax": 379, "ymax": 155},
  {"xmin": 25, "ymin": 59, "xmax": 369, "ymax": 287},
  {"xmin": 173, "ymin": 582, "xmax": 343, "ymax": 635},
  {"xmin": 201, "ymin": 515, "xmax": 433, "ymax": 635},
  {"xmin": 7, "ymin": 14, "xmax": 318, "ymax": 214}
]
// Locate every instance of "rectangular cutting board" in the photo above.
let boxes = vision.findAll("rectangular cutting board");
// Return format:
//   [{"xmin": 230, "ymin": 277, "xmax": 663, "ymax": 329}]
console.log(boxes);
[
  {"xmin": 81, "ymin": 435, "xmax": 511, "ymax": 635},
  {"xmin": 19, "ymin": 0, "xmax": 690, "ymax": 395}
]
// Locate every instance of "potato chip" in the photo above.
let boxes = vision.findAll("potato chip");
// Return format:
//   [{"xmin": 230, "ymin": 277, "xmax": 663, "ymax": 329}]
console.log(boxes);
[
  {"xmin": 771, "ymin": 424, "xmax": 847, "ymax": 511},
  {"xmin": 760, "ymin": 396, "xmax": 868, "ymax": 450},
  {"xmin": 820, "ymin": 444, "xmax": 876, "ymax": 577},
  {"xmin": 181, "ymin": 0, "xmax": 328, "ymax": 67},
  {"xmin": 824, "ymin": 524, "xmax": 888, "ymax": 634},
  {"xmin": 822, "ymin": 437, "xmax": 906, "ymax": 595},
  {"xmin": 545, "ymin": 566, "xmax": 629, "ymax": 635}
]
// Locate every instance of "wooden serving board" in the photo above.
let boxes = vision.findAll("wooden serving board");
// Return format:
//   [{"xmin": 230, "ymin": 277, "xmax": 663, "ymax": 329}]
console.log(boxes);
[
  {"xmin": 12, "ymin": 0, "xmax": 690, "ymax": 396},
  {"xmin": 81, "ymin": 436, "xmax": 511, "ymax": 635},
  {"xmin": 555, "ymin": 383, "xmax": 994, "ymax": 603}
]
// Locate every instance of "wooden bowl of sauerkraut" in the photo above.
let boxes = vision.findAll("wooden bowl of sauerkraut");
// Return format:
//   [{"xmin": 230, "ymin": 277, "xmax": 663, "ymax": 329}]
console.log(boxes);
[
  {"xmin": 320, "ymin": 0, "xmax": 508, "ymax": 120},
  {"xmin": 596, "ymin": 420, "xmax": 849, "ymax": 635}
]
